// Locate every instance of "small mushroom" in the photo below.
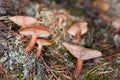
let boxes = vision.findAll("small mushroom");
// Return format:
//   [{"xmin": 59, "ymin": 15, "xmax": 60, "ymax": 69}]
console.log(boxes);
[
  {"xmin": 62, "ymin": 42, "xmax": 102, "ymax": 76},
  {"xmin": 111, "ymin": 19, "xmax": 120, "ymax": 32},
  {"xmin": 55, "ymin": 13, "xmax": 68, "ymax": 28},
  {"xmin": 92, "ymin": 0, "xmax": 110, "ymax": 12},
  {"xmin": 36, "ymin": 39, "xmax": 51, "ymax": 57},
  {"xmin": 20, "ymin": 26, "xmax": 50, "ymax": 52},
  {"xmin": 66, "ymin": 21, "xmax": 88, "ymax": 43}
]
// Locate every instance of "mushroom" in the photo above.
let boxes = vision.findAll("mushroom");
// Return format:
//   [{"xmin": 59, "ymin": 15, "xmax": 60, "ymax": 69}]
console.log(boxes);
[
  {"xmin": 92, "ymin": 0, "xmax": 110, "ymax": 12},
  {"xmin": 20, "ymin": 26, "xmax": 50, "ymax": 52},
  {"xmin": 9, "ymin": 15, "xmax": 38, "ymax": 38},
  {"xmin": 111, "ymin": 18, "xmax": 120, "ymax": 32},
  {"xmin": 62, "ymin": 42, "xmax": 102, "ymax": 76},
  {"xmin": 66, "ymin": 21, "xmax": 88, "ymax": 43},
  {"xmin": 36, "ymin": 39, "xmax": 51, "ymax": 57},
  {"xmin": 9, "ymin": 15, "xmax": 37, "ymax": 26},
  {"xmin": 55, "ymin": 13, "xmax": 68, "ymax": 28}
]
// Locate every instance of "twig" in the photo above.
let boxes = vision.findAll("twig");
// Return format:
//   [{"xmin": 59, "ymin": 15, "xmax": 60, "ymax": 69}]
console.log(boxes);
[
  {"xmin": 106, "ymin": 53, "xmax": 120, "ymax": 59},
  {"xmin": 97, "ymin": 71, "xmax": 113, "ymax": 75},
  {"xmin": 86, "ymin": 62, "xmax": 111, "ymax": 75},
  {"xmin": 43, "ymin": 61, "xmax": 60, "ymax": 80}
]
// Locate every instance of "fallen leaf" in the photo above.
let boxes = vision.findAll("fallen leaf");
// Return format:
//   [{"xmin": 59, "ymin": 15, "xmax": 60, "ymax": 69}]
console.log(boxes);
[{"xmin": 9, "ymin": 15, "xmax": 38, "ymax": 26}]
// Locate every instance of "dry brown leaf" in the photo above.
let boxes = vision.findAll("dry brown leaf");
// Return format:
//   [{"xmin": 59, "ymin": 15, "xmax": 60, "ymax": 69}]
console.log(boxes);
[{"xmin": 9, "ymin": 15, "xmax": 37, "ymax": 26}]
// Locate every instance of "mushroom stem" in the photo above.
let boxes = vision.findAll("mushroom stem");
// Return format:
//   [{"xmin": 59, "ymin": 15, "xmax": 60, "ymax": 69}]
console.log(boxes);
[
  {"xmin": 58, "ymin": 18, "xmax": 63, "ymax": 27},
  {"xmin": 75, "ymin": 28, "xmax": 81, "ymax": 43},
  {"xmin": 25, "ymin": 34, "xmax": 37, "ymax": 52},
  {"xmin": 36, "ymin": 44, "xmax": 42, "ymax": 57},
  {"xmin": 74, "ymin": 58, "xmax": 83, "ymax": 76}
]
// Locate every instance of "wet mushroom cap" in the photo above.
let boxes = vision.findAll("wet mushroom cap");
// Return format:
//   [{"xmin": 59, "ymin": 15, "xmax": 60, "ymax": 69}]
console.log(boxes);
[
  {"xmin": 36, "ymin": 39, "xmax": 51, "ymax": 45},
  {"xmin": 62, "ymin": 42, "xmax": 102, "ymax": 60},
  {"xmin": 66, "ymin": 21, "xmax": 88, "ymax": 36},
  {"xmin": 20, "ymin": 26, "xmax": 50, "ymax": 37},
  {"xmin": 9, "ymin": 15, "xmax": 37, "ymax": 26}
]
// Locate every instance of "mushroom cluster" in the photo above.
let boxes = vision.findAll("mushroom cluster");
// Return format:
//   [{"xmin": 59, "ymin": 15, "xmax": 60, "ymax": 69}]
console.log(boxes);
[
  {"xmin": 9, "ymin": 15, "xmax": 52, "ymax": 57},
  {"xmin": 9, "ymin": 9, "xmax": 102, "ymax": 76},
  {"xmin": 20, "ymin": 25, "xmax": 51, "ymax": 57}
]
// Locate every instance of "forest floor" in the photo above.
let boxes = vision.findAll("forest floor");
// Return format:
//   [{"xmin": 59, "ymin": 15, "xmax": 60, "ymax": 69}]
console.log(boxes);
[{"xmin": 0, "ymin": 0, "xmax": 120, "ymax": 80}]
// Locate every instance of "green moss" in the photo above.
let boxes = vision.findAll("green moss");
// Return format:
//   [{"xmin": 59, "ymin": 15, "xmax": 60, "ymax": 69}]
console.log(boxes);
[
  {"xmin": 86, "ymin": 74, "xmax": 108, "ymax": 80},
  {"xmin": 13, "ymin": 68, "xmax": 23, "ymax": 79},
  {"xmin": 66, "ymin": 7, "xmax": 84, "ymax": 16},
  {"xmin": 115, "ymin": 62, "xmax": 120, "ymax": 69}
]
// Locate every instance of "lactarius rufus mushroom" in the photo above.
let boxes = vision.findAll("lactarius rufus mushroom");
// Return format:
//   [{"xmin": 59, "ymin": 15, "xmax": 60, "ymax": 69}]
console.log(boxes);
[
  {"xmin": 9, "ymin": 16, "xmax": 38, "ymax": 38},
  {"xmin": 66, "ymin": 21, "xmax": 88, "ymax": 43},
  {"xmin": 20, "ymin": 26, "xmax": 50, "ymax": 52},
  {"xmin": 92, "ymin": 0, "xmax": 110, "ymax": 12},
  {"xmin": 55, "ymin": 13, "xmax": 68, "ymax": 28},
  {"xmin": 36, "ymin": 39, "xmax": 51, "ymax": 57},
  {"xmin": 62, "ymin": 42, "xmax": 102, "ymax": 76},
  {"xmin": 9, "ymin": 15, "xmax": 37, "ymax": 26},
  {"xmin": 111, "ymin": 19, "xmax": 120, "ymax": 32}
]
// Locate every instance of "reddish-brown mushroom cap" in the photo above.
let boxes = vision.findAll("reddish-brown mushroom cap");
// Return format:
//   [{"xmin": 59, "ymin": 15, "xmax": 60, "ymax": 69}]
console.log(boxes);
[
  {"xmin": 20, "ymin": 26, "xmax": 50, "ymax": 52},
  {"xmin": 66, "ymin": 21, "xmax": 88, "ymax": 36},
  {"xmin": 9, "ymin": 15, "xmax": 37, "ymax": 26},
  {"xmin": 62, "ymin": 42, "xmax": 102, "ymax": 60},
  {"xmin": 62, "ymin": 42, "xmax": 102, "ymax": 76},
  {"xmin": 20, "ymin": 26, "xmax": 50, "ymax": 37},
  {"xmin": 66, "ymin": 21, "xmax": 88, "ymax": 43},
  {"xmin": 36, "ymin": 39, "xmax": 51, "ymax": 57}
]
